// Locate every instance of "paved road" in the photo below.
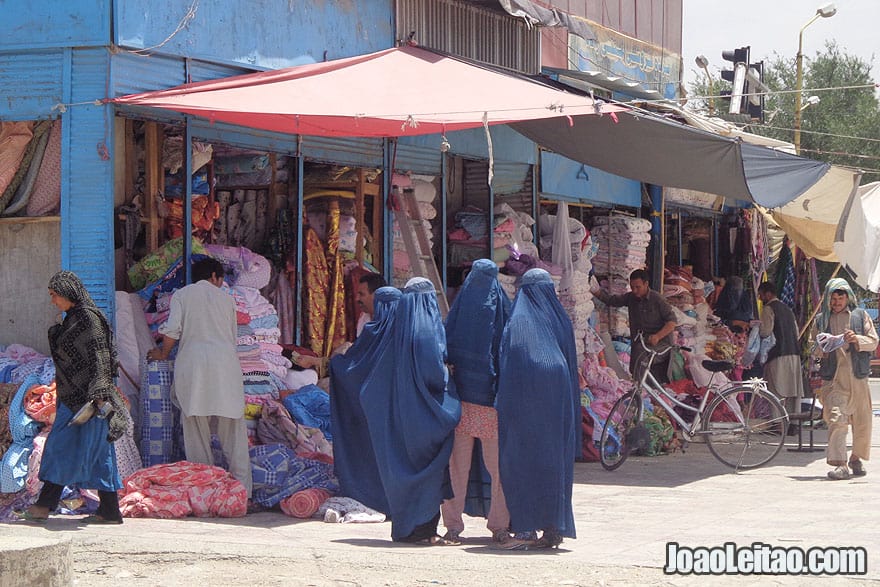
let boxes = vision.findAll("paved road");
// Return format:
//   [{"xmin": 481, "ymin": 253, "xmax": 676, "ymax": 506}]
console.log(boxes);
[{"xmin": 3, "ymin": 417, "xmax": 878, "ymax": 587}]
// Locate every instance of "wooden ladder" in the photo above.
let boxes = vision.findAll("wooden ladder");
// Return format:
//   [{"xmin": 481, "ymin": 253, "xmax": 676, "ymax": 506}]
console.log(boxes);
[{"xmin": 392, "ymin": 187, "xmax": 449, "ymax": 317}]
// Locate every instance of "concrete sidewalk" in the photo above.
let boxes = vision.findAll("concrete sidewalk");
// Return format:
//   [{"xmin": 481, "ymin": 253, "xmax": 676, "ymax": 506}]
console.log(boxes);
[{"xmin": 2, "ymin": 420, "xmax": 878, "ymax": 586}]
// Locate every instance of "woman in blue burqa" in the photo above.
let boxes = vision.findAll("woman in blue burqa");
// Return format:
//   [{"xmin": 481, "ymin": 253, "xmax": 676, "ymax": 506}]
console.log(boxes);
[
  {"xmin": 496, "ymin": 268, "xmax": 579, "ymax": 550},
  {"xmin": 360, "ymin": 277, "xmax": 461, "ymax": 544},
  {"xmin": 714, "ymin": 275, "xmax": 754, "ymax": 331},
  {"xmin": 329, "ymin": 286, "xmax": 401, "ymax": 514},
  {"xmin": 440, "ymin": 259, "xmax": 512, "ymax": 545}
]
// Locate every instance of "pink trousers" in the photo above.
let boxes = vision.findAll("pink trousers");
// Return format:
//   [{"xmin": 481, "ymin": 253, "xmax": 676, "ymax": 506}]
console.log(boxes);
[{"xmin": 440, "ymin": 431, "xmax": 509, "ymax": 534}]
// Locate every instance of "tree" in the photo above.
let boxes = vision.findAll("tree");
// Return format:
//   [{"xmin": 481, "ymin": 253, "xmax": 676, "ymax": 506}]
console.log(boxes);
[{"xmin": 688, "ymin": 42, "xmax": 880, "ymax": 184}]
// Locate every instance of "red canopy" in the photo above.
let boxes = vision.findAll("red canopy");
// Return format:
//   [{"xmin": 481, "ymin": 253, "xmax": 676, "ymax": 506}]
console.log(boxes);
[{"xmin": 111, "ymin": 45, "xmax": 621, "ymax": 137}]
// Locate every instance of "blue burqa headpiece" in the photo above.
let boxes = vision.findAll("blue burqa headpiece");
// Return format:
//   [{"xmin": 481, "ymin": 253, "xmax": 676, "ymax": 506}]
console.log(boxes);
[
  {"xmin": 496, "ymin": 268, "xmax": 579, "ymax": 538},
  {"xmin": 329, "ymin": 286, "xmax": 402, "ymax": 514},
  {"xmin": 445, "ymin": 259, "xmax": 512, "ymax": 407},
  {"xmin": 444, "ymin": 259, "xmax": 511, "ymax": 518},
  {"xmin": 360, "ymin": 277, "xmax": 461, "ymax": 540}
]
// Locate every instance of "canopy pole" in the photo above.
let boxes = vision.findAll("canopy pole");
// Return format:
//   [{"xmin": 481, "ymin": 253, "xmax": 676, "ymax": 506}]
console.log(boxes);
[
  {"xmin": 799, "ymin": 262, "xmax": 841, "ymax": 340},
  {"xmin": 295, "ymin": 137, "xmax": 304, "ymax": 346},
  {"xmin": 184, "ymin": 119, "xmax": 193, "ymax": 284},
  {"xmin": 648, "ymin": 184, "xmax": 664, "ymax": 289}
]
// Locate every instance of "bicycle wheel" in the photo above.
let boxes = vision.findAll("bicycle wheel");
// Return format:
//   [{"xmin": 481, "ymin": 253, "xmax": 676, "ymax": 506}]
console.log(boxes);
[
  {"xmin": 702, "ymin": 386, "xmax": 788, "ymax": 470},
  {"xmin": 599, "ymin": 391, "xmax": 643, "ymax": 471}
]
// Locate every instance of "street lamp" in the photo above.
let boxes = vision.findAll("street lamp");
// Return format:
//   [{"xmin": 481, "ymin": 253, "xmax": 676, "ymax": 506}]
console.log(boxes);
[
  {"xmin": 695, "ymin": 55, "xmax": 716, "ymax": 115},
  {"xmin": 793, "ymin": 3, "xmax": 836, "ymax": 154}
]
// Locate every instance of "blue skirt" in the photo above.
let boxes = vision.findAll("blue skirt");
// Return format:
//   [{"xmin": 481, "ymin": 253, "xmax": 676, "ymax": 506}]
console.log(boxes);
[{"xmin": 39, "ymin": 402, "xmax": 122, "ymax": 492}]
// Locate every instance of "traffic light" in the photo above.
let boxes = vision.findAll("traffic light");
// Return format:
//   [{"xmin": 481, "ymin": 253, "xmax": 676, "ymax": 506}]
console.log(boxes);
[
  {"xmin": 744, "ymin": 60, "xmax": 766, "ymax": 123},
  {"xmin": 720, "ymin": 46, "xmax": 749, "ymax": 115}
]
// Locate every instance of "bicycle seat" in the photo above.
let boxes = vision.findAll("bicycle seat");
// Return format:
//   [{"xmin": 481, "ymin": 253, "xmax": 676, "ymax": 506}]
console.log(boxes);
[{"xmin": 701, "ymin": 359, "xmax": 734, "ymax": 373}]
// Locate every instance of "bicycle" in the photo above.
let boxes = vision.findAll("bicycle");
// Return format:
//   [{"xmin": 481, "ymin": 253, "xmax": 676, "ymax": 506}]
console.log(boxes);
[{"xmin": 598, "ymin": 333, "xmax": 789, "ymax": 471}]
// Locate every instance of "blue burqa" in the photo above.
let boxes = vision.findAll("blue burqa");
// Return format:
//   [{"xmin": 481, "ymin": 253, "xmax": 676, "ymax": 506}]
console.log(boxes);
[
  {"xmin": 360, "ymin": 278, "xmax": 461, "ymax": 541},
  {"xmin": 446, "ymin": 259, "xmax": 512, "ymax": 408},
  {"xmin": 329, "ymin": 286, "xmax": 401, "ymax": 514},
  {"xmin": 496, "ymin": 268, "xmax": 579, "ymax": 538},
  {"xmin": 445, "ymin": 259, "xmax": 511, "ymax": 516}
]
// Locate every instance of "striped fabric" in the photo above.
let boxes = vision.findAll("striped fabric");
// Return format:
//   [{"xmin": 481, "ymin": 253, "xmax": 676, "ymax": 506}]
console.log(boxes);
[{"xmin": 140, "ymin": 359, "xmax": 184, "ymax": 466}]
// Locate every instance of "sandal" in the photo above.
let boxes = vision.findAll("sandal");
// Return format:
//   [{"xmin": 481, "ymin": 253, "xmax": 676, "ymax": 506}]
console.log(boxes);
[
  {"xmin": 442, "ymin": 530, "xmax": 463, "ymax": 545},
  {"xmin": 495, "ymin": 537, "xmax": 538, "ymax": 551},
  {"xmin": 414, "ymin": 534, "xmax": 459, "ymax": 546},
  {"xmin": 537, "ymin": 530, "xmax": 564, "ymax": 549},
  {"xmin": 12, "ymin": 510, "xmax": 48, "ymax": 524},
  {"xmin": 82, "ymin": 515, "xmax": 123, "ymax": 525}
]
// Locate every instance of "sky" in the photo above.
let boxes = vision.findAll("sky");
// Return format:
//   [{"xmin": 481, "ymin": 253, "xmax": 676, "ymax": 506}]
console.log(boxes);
[{"xmin": 681, "ymin": 0, "xmax": 879, "ymax": 94}]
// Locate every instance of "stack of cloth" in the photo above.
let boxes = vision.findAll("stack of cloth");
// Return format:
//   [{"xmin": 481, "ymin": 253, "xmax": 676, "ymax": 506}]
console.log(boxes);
[
  {"xmin": 593, "ymin": 275, "xmax": 631, "ymax": 338},
  {"xmin": 663, "ymin": 266, "xmax": 699, "ymax": 342},
  {"xmin": 390, "ymin": 176, "xmax": 438, "ymax": 287},
  {"xmin": 558, "ymin": 270, "xmax": 596, "ymax": 363},
  {"xmin": 590, "ymin": 216, "xmax": 651, "ymax": 278},
  {"xmin": 230, "ymin": 284, "xmax": 289, "ymax": 401},
  {"xmin": 448, "ymin": 204, "xmax": 530, "ymax": 269},
  {"xmin": 211, "ymin": 151, "xmax": 290, "ymax": 250},
  {"xmin": 495, "ymin": 202, "xmax": 538, "ymax": 259},
  {"xmin": 0, "ymin": 344, "xmax": 55, "ymax": 385},
  {"xmin": 538, "ymin": 212, "xmax": 588, "ymax": 268}
]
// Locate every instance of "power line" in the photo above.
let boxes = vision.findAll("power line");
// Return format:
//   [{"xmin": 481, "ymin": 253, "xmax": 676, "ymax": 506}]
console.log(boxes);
[
  {"xmin": 683, "ymin": 82, "xmax": 879, "ymax": 104},
  {"xmin": 750, "ymin": 125, "xmax": 880, "ymax": 144},
  {"xmin": 796, "ymin": 148, "xmax": 880, "ymax": 162}
]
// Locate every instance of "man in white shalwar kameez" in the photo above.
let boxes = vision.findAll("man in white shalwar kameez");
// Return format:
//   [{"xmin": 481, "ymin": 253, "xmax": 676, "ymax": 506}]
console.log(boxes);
[
  {"xmin": 813, "ymin": 278, "xmax": 877, "ymax": 481},
  {"xmin": 148, "ymin": 258, "xmax": 252, "ymax": 497}
]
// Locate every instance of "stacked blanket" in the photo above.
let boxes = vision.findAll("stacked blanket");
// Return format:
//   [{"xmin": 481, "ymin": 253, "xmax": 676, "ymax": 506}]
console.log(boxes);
[{"xmin": 590, "ymin": 216, "xmax": 651, "ymax": 278}]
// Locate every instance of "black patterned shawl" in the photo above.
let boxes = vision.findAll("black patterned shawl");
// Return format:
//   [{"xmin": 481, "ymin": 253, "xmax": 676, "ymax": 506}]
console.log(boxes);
[{"xmin": 48, "ymin": 271, "xmax": 127, "ymax": 441}]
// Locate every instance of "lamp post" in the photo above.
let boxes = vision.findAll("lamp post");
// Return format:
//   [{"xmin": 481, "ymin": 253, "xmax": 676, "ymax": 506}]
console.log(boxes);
[
  {"xmin": 793, "ymin": 3, "xmax": 836, "ymax": 154},
  {"xmin": 695, "ymin": 55, "xmax": 715, "ymax": 115}
]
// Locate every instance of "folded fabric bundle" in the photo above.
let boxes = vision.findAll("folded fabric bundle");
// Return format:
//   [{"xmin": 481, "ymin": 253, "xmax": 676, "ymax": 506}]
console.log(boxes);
[
  {"xmin": 318, "ymin": 496, "xmax": 386, "ymax": 523},
  {"xmin": 119, "ymin": 461, "xmax": 247, "ymax": 518},
  {"xmin": 816, "ymin": 332, "xmax": 848, "ymax": 353},
  {"xmin": 280, "ymin": 488, "xmax": 331, "ymax": 518}
]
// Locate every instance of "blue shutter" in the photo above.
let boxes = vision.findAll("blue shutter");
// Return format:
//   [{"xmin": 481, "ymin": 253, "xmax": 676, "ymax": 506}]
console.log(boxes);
[
  {"xmin": 189, "ymin": 119, "xmax": 298, "ymax": 155},
  {"xmin": 62, "ymin": 48, "xmax": 116, "ymax": 321},
  {"xmin": 301, "ymin": 136, "xmax": 384, "ymax": 167},
  {"xmin": 0, "ymin": 50, "xmax": 65, "ymax": 119},
  {"xmin": 393, "ymin": 142, "xmax": 442, "ymax": 175}
]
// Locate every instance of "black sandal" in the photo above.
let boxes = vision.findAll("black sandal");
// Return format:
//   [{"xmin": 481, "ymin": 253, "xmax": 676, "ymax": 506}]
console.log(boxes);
[{"xmin": 82, "ymin": 514, "xmax": 123, "ymax": 525}]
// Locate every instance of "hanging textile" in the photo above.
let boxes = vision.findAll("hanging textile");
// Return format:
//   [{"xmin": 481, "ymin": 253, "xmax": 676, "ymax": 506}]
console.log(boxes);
[
  {"xmin": 303, "ymin": 227, "xmax": 330, "ymax": 356},
  {"xmin": 323, "ymin": 200, "xmax": 348, "ymax": 356},
  {"xmin": 774, "ymin": 238, "xmax": 797, "ymax": 310}
]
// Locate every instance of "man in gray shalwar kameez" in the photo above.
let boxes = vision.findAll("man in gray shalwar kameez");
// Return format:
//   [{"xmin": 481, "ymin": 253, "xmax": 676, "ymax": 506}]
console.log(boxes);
[{"xmin": 757, "ymin": 282, "xmax": 804, "ymax": 420}]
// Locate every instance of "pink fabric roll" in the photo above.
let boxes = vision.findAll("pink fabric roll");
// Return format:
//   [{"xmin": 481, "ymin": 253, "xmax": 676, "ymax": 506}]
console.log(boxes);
[{"xmin": 280, "ymin": 488, "xmax": 331, "ymax": 518}]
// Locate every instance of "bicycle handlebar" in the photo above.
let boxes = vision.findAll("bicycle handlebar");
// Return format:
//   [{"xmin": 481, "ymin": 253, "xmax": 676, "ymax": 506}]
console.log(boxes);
[{"xmin": 634, "ymin": 331, "xmax": 691, "ymax": 355}]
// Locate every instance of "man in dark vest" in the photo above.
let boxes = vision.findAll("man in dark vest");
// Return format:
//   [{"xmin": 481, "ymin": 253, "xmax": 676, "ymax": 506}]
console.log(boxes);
[{"xmin": 757, "ymin": 282, "xmax": 804, "ymax": 420}]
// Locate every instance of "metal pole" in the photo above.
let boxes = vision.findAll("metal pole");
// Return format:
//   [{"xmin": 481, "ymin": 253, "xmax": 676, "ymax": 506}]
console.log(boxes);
[
  {"xmin": 794, "ymin": 13, "xmax": 820, "ymax": 154},
  {"xmin": 184, "ymin": 119, "xmax": 193, "ymax": 284}
]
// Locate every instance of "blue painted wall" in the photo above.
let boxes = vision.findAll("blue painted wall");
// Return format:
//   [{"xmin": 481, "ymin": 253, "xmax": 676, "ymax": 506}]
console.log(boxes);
[
  {"xmin": 0, "ymin": 0, "xmax": 110, "ymax": 50},
  {"xmin": 114, "ymin": 0, "xmax": 394, "ymax": 69},
  {"xmin": 541, "ymin": 152, "xmax": 641, "ymax": 208}
]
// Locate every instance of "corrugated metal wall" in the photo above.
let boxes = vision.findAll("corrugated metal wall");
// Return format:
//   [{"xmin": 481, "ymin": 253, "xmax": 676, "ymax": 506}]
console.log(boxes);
[
  {"xmin": 63, "ymin": 48, "xmax": 117, "ymax": 318},
  {"xmin": 189, "ymin": 119, "xmax": 299, "ymax": 156},
  {"xmin": 301, "ymin": 136, "xmax": 385, "ymax": 168},
  {"xmin": 396, "ymin": 0, "xmax": 540, "ymax": 74},
  {"xmin": 392, "ymin": 140, "xmax": 442, "ymax": 175},
  {"xmin": 0, "ymin": 50, "xmax": 65, "ymax": 119}
]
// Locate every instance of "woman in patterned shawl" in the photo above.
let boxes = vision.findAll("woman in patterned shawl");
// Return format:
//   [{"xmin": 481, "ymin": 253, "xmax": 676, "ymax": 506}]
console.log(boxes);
[{"xmin": 15, "ymin": 271, "xmax": 126, "ymax": 524}]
